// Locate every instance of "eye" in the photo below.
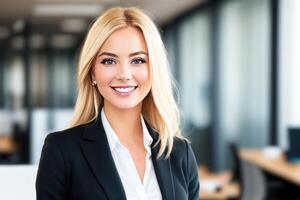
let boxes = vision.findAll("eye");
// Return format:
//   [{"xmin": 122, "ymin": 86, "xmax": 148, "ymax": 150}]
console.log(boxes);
[
  {"xmin": 131, "ymin": 58, "xmax": 146, "ymax": 65},
  {"xmin": 100, "ymin": 58, "xmax": 116, "ymax": 65}
]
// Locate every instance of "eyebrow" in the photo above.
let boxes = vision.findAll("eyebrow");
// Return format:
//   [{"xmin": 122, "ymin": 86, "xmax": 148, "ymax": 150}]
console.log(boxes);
[
  {"xmin": 98, "ymin": 51, "xmax": 148, "ymax": 58},
  {"xmin": 129, "ymin": 51, "xmax": 148, "ymax": 57}
]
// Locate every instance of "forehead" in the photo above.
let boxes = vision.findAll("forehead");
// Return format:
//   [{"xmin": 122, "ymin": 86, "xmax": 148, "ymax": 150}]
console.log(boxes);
[{"xmin": 99, "ymin": 27, "xmax": 148, "ymax": 53}]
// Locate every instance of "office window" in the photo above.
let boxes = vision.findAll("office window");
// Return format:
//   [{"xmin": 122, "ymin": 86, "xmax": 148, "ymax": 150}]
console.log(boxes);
[
  {"xmin": 30, "ymin": 51, "xmax": 48, "ymax": 107},
  {"xmin": 278, "ymin": 0, "xmax": 300, "ymax": 148},
  {"xmin": 48, "ymin": 50, "xmax": 77, "ymax": 108},
  {"xmin": 217, "ymin": 0, "xmax": 271, "ymax": 169},
  {"xmin": 178, "ymin": 11, "xmax": 211, "ymax": 130},
  {"xmin": 164, "ymin": 10, "xmax": 212, "ymax": 165},
  {"xmin": 3, "ymin": 54, "xmax": 26, "ymax": 109}
]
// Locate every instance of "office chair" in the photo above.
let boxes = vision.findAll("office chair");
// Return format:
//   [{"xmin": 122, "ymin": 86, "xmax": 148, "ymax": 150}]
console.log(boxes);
[{"xmin": 230, "ymin": 143, "xmax": 267, "ymax": 200}]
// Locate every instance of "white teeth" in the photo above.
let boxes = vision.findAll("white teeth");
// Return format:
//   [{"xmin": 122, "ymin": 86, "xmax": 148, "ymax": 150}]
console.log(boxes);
[{"xmin": 113, "ymin": 87, "xmax": 135, "ymax": 93}]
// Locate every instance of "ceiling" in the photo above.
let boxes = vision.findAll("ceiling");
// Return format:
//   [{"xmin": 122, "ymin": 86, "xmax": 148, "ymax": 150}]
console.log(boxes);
[
  {"xmin": 0, "ymin": 0, "xmax": 205, "ymax": 49},
  {"xmin": 0, "ymin": 0, "xmax": 204, "ymax": 25}
]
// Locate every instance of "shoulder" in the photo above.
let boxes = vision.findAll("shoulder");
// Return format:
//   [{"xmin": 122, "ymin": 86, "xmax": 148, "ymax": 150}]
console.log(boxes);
[
  {"xmin": 43, "ymin": 122, "xmax": 90, "ymax": 148},
  {"xmin": 170, "ymin": 136, "xmax": 198, "ymax": 174},
  {"xmin": 45, "ymin": 126, "xmax": 80, "ymax": 142},
  {"xmin": 171, "ymin": 136, "xmax": 191, "ymax": 158},
  {"xmin": 40, "ymin": 123, "xmax": 93, "ymax": 166}
]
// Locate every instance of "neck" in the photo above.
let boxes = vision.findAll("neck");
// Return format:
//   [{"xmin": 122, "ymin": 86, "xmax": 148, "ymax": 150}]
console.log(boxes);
[{"xmin": 103, "ymin": 104, "xmax": 143, "ymax": 144}]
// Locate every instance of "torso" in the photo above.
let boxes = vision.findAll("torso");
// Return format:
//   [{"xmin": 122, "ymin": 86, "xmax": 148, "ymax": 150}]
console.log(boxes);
[
  {"xmin": 130, "ymin": 146, "xmax": 147, "ymax": 182},
  {"xmin": 122, "ymin": 136, "xmax": 147, "ymax": 182}
]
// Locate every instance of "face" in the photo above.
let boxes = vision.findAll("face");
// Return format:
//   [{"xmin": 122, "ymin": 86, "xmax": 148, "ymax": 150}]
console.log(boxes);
[{"xmin": 92, "ymin": 27, "xmax": 151, "ymax": 111}]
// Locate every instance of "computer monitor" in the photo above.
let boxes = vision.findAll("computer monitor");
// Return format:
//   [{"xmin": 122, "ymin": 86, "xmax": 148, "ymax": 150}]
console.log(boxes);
[{"xmin": 287, "ymin": 128, "xmax": 300, "ymax": 163}]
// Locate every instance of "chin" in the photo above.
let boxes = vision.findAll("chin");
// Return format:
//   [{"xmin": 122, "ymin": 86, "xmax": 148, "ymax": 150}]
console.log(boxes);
[{"xmin": 110, "ymin": 101, "xmax": 142, "ymax": 111}]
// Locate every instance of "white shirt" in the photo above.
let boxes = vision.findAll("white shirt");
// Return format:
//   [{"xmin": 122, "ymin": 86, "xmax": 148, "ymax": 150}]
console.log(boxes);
[{"xmin": 101, "ymin": 109, "xmax": 163, "ymax": 200}]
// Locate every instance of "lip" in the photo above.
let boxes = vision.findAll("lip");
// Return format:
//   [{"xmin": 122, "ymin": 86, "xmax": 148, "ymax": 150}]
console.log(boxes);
[{"xmin": 110, "ymin": 85, "xmax": 138, "ymax": 96}]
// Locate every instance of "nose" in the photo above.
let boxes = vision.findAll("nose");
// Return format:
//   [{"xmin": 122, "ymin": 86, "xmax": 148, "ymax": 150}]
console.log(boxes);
[{"xmin": 117, "ymin": 62, "xmax": 132, "ymax": 80}]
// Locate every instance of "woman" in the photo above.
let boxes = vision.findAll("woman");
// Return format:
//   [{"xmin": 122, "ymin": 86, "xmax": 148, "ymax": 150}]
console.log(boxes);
[{"xmin": 36, "ymin": 7, "xmax": 199, "ymax": 200}]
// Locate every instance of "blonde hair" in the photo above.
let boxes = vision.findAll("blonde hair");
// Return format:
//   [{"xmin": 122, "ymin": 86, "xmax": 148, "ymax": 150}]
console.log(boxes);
[{"xmin": 69, "ymin": 7, "xmax": 183, "ymax": 158}]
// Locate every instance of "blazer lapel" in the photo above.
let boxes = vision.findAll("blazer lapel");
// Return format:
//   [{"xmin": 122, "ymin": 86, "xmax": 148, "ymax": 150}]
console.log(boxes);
[
  {"xmin": 146, "ymin": 122, "xmax": 175, "ymax": 200},
  {"xmin": 79, "ymin": 115, "xmax": 126, "ymax": 200}
]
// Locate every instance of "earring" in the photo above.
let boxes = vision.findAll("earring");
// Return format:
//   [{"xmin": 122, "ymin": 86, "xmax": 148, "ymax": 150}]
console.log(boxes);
[{"xmin": 92, "ymin": 81, "xmax": 97, "ymax": 86}]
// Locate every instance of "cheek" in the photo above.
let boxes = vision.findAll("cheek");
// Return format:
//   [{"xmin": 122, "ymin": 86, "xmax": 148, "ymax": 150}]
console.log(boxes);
[
  {"xmin": 135, "ymin": 67, "xmax": 150, "ymax": 83},
  {"xmin": 94, "ymin": 67, "xmax": 113, "ymax": 84}
]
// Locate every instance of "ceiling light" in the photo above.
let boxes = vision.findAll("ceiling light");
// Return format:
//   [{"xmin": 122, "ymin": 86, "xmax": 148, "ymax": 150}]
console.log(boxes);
[
  {"xmin": 32, "ymin": 4, "xmax": 103, "ymax": 17},
  {"xmin": 13, "ymin": 19, "xmax": 26, "ymax": 33}
]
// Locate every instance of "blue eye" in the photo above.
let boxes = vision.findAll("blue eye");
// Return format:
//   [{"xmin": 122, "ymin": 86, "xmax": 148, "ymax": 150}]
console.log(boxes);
[
  {"xmin": 131, "ymin": 58, "xmax": 146, "ymax": 65},
  {"xmin": 101, "ymin": 58, "xmax": 116, "ymax": 65}
]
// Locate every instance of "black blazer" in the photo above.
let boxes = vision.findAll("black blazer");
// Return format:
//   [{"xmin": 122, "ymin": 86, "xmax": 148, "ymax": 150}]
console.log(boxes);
[{"xmin": 36, "ymin": 114, "xmax": 200, "ymax": 200}]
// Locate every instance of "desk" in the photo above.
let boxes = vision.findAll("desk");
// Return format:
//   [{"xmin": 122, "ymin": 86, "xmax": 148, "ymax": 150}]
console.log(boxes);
[
  {"xmin": 240, "ymin": 149, "xmax": 300, "ymax": 186},
  {"xmin": 199, "ymin": 166, "xmax": 240, "ymax": 199},
  {"xmin": 0, "ymin": 165, "xmax": 38, "ymax": 199},
  {"xmin": 0, "ymin": 135, "xmax": 17, "ymax": 154}
]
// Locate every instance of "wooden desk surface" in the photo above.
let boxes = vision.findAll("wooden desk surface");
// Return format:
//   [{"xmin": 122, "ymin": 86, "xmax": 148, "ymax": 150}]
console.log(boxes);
[
  {"xmin": 240, "ymin": 149, "xmax": 300, "ymax": 186},
  {"xmin": 0, "ymin": 135, "xmax": 17, "ymax": 154},
  {"xmin": 199, "ymin": 166, "xmax": 240, "ymax": 200}
]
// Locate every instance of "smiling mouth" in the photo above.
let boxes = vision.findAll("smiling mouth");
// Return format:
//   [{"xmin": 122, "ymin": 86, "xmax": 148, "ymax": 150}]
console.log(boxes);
[{"xmin": 110, "ymin": 86, "xmax": 138, "ymax": 93}]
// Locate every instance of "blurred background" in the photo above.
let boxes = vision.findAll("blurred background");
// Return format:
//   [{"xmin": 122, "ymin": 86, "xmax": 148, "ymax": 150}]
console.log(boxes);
[{"xmin": 0, "ymin": 0, "xmax": 299, "ymax": 199}]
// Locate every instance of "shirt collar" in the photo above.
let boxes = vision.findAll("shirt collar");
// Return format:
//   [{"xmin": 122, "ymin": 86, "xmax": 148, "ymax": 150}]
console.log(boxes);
[
  {"xmin": 101, "ymin": 109, "xmax": 120, "ymax": 152},
  {"xmin": 141, "ymin": 115, "xmax": 153, "ymax": 153},
  {"xmin": 101, "ymin": 108, "xmax": 153, "ymax": 153}
]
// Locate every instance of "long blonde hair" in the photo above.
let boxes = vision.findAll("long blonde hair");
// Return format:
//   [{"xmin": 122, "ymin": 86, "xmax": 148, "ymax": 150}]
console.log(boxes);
[{"xmin": 69, "ymin": 7, "xmax": 183, "ymax": 158}]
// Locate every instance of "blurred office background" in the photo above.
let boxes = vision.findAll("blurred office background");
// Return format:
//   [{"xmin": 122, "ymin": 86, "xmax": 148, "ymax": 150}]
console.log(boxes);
[{"xmin": 0, "ymin": 0, "xmax": 300, "ymax": 199}]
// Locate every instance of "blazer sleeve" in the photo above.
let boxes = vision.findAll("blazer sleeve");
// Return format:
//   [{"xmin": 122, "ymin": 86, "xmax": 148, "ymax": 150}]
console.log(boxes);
[
  {"xmin": 185, "ymin": 141, "xmax": 200, "ymax": 200},
  {"xmin": 36, "ymin": 133, "xmax": 68, "ymax": 200}
]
